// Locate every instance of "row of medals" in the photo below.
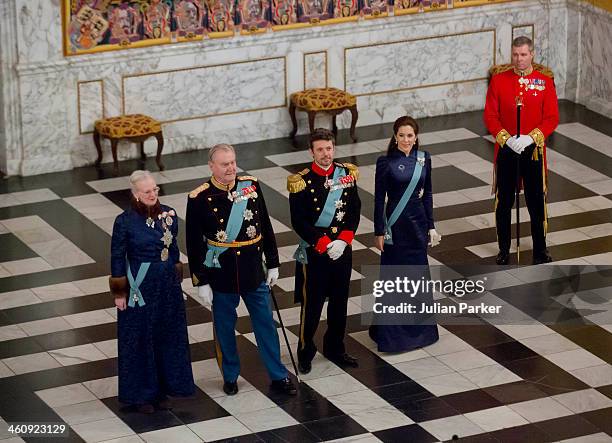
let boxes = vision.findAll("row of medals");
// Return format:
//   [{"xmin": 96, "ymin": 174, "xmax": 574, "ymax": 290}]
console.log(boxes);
[{"xmin": 146, "ymin": 213, "xmax": 174, "ymax": 261}]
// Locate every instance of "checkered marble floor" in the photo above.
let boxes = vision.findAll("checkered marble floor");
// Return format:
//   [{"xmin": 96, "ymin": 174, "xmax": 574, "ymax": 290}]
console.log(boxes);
[{"xmin": 1, "ymin": 101, "xmax": 611, "ymax": 442}]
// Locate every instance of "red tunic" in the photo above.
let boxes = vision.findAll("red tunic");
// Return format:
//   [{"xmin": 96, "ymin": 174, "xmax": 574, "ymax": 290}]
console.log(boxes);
[{"xmin": 483, "ymin": 66, "xmax": 559, "ymax": 167}]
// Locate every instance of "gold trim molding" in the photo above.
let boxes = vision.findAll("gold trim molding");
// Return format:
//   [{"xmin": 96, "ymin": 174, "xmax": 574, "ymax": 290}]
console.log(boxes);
[
  {"xmin": 120, "ymin": 56, "xmax": 288, "ymax": 124},
  {"xmin": 343, "ymin": 29, "xmax": 496, "ymax": 97},
  {"xmin": 77, "ymin": 79, "xmax": 105, "ymax": 135}
]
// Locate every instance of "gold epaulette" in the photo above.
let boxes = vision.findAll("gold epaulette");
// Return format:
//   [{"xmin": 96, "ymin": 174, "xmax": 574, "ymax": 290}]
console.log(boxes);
[
  {"xmin": 489, "ymin": 64, "xmax": 513, "ymax": 77},
  {"xmin": 533, "ymin": 63, "xmax": 554, "ymax": 79},
  {"xmin": 287, "ymin": 168, "xmax": 309, "ymax": 193},
  {"xmin": 189, "ymin": 182, "xmax": 209, "ymax": 198},
  {"xmin": 237, "ymin": 175, "xmax": 258, "ymax": 182},
  {"xmin": 343, "ymin": 162, "xmax": 359, "ymax": 181}
]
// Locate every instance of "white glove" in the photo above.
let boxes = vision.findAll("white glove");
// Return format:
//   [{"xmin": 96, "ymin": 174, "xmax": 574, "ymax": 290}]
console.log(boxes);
[
  {"xmin": 516, "ymin": 134, "xmax": 535, "ymax": 151},
  {"xmin": 198, "ymin": 284, "xmax": 213, "ymax": 308},
  {"xmin": 266, "ymin": 267, "xmax": 279, "ymax": 287},
  {"xmin": 428, "ymin": 229, "xmax": 442, "ymax": 247},
  {"xmin": 327, "ymin": 240, "xmax": 347, "ymax": 260},
  {"xmin": 505, "ymin": 137, "xmax": 524, "ymax": 155}
]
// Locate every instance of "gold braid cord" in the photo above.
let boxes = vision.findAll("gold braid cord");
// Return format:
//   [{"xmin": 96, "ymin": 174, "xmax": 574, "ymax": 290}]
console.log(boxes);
[
  {"xmin": 343, "ymin": 162, "xmax": 359, "ymax": 181},
  {"xmin": 529, "ymin": 128, "xmax": 545, "ymax": 148}
]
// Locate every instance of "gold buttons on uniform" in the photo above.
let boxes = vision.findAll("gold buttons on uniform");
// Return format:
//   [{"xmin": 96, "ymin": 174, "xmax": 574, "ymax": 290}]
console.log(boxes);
[
  {"xmin": 307, "ymin": 180, "xmax": 312, "ymax": 184},
  {"xmin": 331, "ymin": 227, "xmax": 338, "ymax": 233},
  {"xmin": 313, "ymin": 198, "xmax": 317, "ymax": 202},
  {"xmin": 316, "ymin": 207, "xmax": 320, "ymax": 211},
  {"xmin": 208, "ymin": 197, "xmax": 212, "ymax": 201},
  {"xmin": 220, "ymin": 219, "xmax": 224, "ymax": 223},
  {"xmin": 236, "ymin": 251, "xmax": 241, "ymax": 256},
  {"xmin": 311, "ymin": 189, "xmax": 315, "ymax": 193},
  {"xmin": 213, "ymin": 208, "xmax": 218, "ymax": 212}
]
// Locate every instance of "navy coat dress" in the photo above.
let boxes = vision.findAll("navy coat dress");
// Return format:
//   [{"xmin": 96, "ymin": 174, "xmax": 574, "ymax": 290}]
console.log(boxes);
[
  {"xmin": 111, "ymin": 203, "xmax": 195, "ymax": 405},
  {"xmin": 369, "ymin": 149, "xmax": 440, "ymax": 352}
]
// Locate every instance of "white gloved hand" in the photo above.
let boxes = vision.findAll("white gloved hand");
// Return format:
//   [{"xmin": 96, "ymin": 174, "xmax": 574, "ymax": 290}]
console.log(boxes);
[
  {"xmin": 505, "ymin": 137, "xmax": 524, "ymax": 155},
  {"xmin": 266, "ymin": 267, "xmax": 279, "ymax": 287},
  {"xmin": 516, "ymin": 134, "xmax": 535, "ymax": 151},
  {"xmin": 428, "ymin": 229, "xmax": 442, "ymax": 247},
  {"xmin": 327, "ymin": 240, "xmax": 347, "ymax": 260},
  {"xmin": 198, "ymin": 284, "xmax": 213, "ymax": 308}
]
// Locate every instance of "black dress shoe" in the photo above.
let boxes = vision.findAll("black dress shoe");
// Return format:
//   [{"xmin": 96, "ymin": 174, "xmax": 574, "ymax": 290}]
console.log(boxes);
[
  {"xmin": 533, "ymin": 250, "xmax": 553, "ymax": 265},
  {"xmin": 270, "ymin": 377, "xmax": 297, "ymax": 395},
  {"xmin": 496, "ymin": 251, "xmax": 510, "ymax": 265},
  {"xmin": 324, "ymin": 352, "xmax": 359, "ymax": 368},
  {"xmin": 223, "ymin": 381, "xmax": 239, "ymax": 396},
  {"xmin": 298, "ymin": 360, "xmax": 312, "ymax": 374}
]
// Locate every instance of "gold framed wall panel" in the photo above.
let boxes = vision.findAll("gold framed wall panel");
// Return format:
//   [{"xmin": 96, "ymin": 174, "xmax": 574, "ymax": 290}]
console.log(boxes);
[
  {"xmin": 303, "ymin": 51, "xmax": 328, "ymax": 89},
  {"xmin": 77, "ymin": 79, "xmax": 105, "ymax": 135},
  {"xmin": 453, "ymin": 0, "xmax": 517, "ymax": 7},
  {"xmin": 343, "ymin": 29, "xmax": 496, "ymax": 97},
  {"xmin": 121, "ymin": 56, "xmax": 288, "ymax": 124}
]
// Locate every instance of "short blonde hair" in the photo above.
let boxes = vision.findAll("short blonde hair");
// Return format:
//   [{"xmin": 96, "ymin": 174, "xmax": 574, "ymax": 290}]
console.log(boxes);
[
  {"xmin": 208, "ymin": 143, "xmax": 235, "ymax": 162},
  {"xmin": 129, "ymin": 170, "xmax": 154, "ymax": 192}
]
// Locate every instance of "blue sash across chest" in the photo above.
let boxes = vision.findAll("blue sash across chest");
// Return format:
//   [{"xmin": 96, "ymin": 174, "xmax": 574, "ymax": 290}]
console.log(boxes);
[
  {"xmin": 294, "ymin": 167, "xmax": 346, "ymax": 264},
  {"xmin": 384, "ymin": 151, "xmax": 425, "ymax": 245}
]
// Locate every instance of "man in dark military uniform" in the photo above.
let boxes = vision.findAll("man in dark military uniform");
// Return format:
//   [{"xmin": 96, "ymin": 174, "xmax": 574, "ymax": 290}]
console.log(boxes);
[
  {"xmin": 186, "ymin": 143, "xmax": 296, "ymax": 396},
  {"xmin": 288, "ymin": 128, "xmax": 361, "ymax": 374},
  {"xmin": 484, "ymin": 36, "xmax": 559, "ymax": 265}
]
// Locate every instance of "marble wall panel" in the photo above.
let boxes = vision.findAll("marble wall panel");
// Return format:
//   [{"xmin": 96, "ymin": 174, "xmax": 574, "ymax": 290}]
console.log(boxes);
[
  {"xmin": 304, "ymin": 52, "xmax": 327, "ymax": 89},
  {"xmin": 78, "ymin": 81, "xmax": 104, "ymax": 134},
  {"xmin": 345, "ymin": 30, "xmax": 495, "ymax": 96},
  {"xmin": 122, "ymin": 57, "xmax": 287, "ymax": 122}
]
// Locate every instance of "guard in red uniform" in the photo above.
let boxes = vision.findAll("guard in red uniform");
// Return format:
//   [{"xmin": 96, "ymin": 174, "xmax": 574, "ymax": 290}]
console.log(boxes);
[{"xmin": 484, "ymin": 36, "xmax": 559, "ymax": 265}]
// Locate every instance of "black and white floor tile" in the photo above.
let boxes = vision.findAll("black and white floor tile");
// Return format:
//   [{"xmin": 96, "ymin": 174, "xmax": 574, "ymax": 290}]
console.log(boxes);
[{"xmin": 1, "ymin": 100, "xmax": 611, "ymax": 442}]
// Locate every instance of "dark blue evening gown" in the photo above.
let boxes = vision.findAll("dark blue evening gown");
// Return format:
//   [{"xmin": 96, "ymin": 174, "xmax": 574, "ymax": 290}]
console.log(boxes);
[
  {"xmin": 369, "ymin": 149, "xmax": 440, "ymax": 352},
  {"xmin": 111, "ymin": 204, "xmax": 195, "ymax": 405}
]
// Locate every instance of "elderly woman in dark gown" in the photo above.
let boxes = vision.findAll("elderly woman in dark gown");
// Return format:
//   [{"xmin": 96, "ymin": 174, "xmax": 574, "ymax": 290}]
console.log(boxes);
[{"xmin": 110, "ymin": 170, "xmax": 194, "ymax": 413}]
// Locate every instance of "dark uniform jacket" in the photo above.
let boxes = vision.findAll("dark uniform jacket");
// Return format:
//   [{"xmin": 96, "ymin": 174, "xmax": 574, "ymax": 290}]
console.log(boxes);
[
  {"xmin": 288, "ymin": 161, "xmax": 361, "ymax": 254},
  {"xmin": 186, "ymin": 175, "xmax": 280, "ymax": 294}
]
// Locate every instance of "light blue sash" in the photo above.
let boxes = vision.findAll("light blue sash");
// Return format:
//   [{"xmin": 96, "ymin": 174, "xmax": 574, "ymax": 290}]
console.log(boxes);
[
  {"xmin": 127, "ymin": 261, "xmax": 150, "ymax": 308},
  {"xmin": 205, "ymin": 181, "xmax": 252, "ymax": 268},
  {"xmin": 294, "ymin": 167, "xmax": 346, "ymax": 264},
  {"xmin": 384, "ymin": 151, "xmax": 425, "ymax": 245}
]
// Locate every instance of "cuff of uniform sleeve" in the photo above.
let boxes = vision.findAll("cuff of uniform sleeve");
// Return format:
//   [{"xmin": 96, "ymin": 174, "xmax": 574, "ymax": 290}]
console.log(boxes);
[
  {"xmin": 337, "ymin": 230, "xmax": 354, "ymax": 245},
  {"xmin": 496, "ymin": 129, "xmax": 512, "ymax": 147},
  {"xmin": 314, "ymin": 235, "xmax": 332, "ymax": 254},
  {"xmin": 528, "ymin": 128, "xmax": 545, "ymax": 148}
]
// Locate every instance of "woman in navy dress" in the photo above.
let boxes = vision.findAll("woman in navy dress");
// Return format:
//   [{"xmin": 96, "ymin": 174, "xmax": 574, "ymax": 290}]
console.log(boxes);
[
  {"xmin": 110, "ymin": 170, "xmax": 194, "ymax": 413},
  {"xmin": 369, "ymin": 116, "xmax": 442, "ymax": 352}
]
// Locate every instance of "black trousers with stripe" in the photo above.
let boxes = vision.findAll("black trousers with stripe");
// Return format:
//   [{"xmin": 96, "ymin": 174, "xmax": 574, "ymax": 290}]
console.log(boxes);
[
  {"xmin": 495, "ymin": 144, "xmax": 548, "ymax": 256},
  {"xmin": 294, "ymin": 247, "xmax": 352, "ymax": 364}
]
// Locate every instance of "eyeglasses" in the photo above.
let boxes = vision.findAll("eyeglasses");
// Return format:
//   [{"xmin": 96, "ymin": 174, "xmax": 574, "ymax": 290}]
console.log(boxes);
[{"xmin": 140, "ymin": 186, "xmax": 160, "ymax": 196}]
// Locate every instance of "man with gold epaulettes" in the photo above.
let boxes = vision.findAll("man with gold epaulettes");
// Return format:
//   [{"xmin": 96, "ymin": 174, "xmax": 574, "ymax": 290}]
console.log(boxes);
[
  {"xmin": 484, "ymin": 36, "xmax": 559, "ymax": 265},
  {"xmin": 288, "ymin": 128, "xmax": 361, "ymax": 374},
  {"xmin": 185, "ymin": 143, "xmax": 296, "ymax": 396}
]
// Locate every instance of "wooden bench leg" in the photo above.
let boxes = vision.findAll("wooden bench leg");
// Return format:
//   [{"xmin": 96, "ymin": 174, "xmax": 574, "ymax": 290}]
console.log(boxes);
[
  {"xmin": 154, "ymin": 132, "xmax": 165, "ymax": 171},
  {"xmin": 349, "ymin": 105, "xmax": 358, "ymax": 142},
  {"xmin": 308, "ymin": 111, "xmax": 316, "ymax": 135},
  {"xmin": 289, "ymin": 102, "xmax": 298, "ymax": 139},
  {"xmin": 93, "ymin": 130, "xmax": 103, "ymax": 167},
  {"xmin": 110, "ymin": 139, "xmax": 119, "ymax": 176}
]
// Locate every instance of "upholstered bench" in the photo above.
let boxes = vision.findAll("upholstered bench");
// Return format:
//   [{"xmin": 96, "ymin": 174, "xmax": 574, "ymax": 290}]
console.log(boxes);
[
  {"xmin": 93, "ymin": 114, "xmax": 164, "ymax": 175},
  {"xmin": 289, "ymin": 87, "xmax": 358, "ymax": 142}
]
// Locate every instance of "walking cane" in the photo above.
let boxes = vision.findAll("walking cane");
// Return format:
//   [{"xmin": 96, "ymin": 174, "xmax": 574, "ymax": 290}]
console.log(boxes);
[
  {"xmin": 269, "ymin": 286, "xmax": 301, "ymax": 383},
  {"xmin": 515, "ymin": 95, "xmax": 523, "ymax": 265}
]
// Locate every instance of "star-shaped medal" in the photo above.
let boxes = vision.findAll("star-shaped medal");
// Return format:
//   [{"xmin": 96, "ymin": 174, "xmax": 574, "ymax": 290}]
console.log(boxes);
[
  {"xmin": 215, "ymin": 230, "xmax": 228, "ymax": 242},
  {"xmin": 246, "ymin": 225, "xmax": 257, "ymax": 239},
  {"xmin": 334, "ymin": 199, "xmax": 345, "ymax": 209},
  {"xmin": 417, "ymin": 157, "xmax": 425, "ymax": 166},
  {"xmin": 336, "ymin": 211, "xmax": 345, "ymax": 222},
  {"xmin": 161, "ymin": 229, "xmax": 173, "ymax": 247},
  {"xmin": 243, "ymin": 209, "xmax": 254, "ymax": 221},
  {"xmin": 418, "ymin": 188, "xmax": 424, "ymax": 198}
]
